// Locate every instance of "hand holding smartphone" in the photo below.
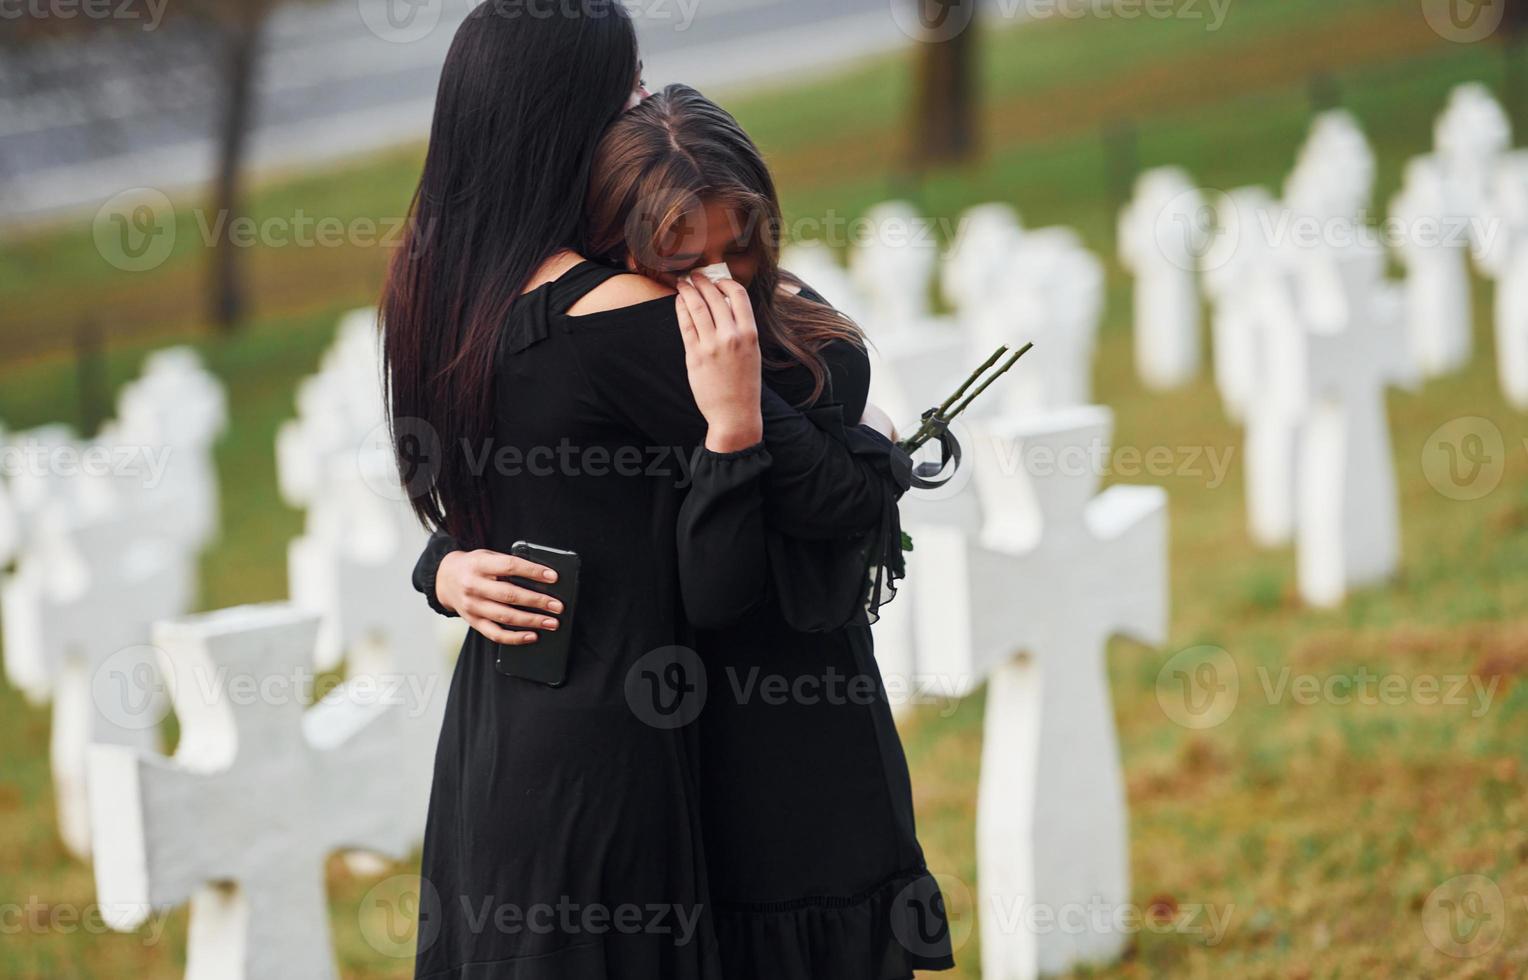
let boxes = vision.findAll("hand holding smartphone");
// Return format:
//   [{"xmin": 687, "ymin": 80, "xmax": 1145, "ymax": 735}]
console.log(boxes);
[{"xmin": 494, "ymin": 541, "xmax": 581, "ymax": 687}]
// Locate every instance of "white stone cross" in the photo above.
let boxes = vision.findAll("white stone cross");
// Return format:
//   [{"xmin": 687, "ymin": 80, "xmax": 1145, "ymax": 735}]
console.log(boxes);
[
  {"xmin": 1389, "ymin": 154, "xmax": 1473, "ymax": 377},
  {"xmin": 969, "ymin": 226, "xmax": 1103, "ymax": 414},
  {"xmin": 914, "ymin": 406, "xmax": 1169, "ymax": 979},
  {"xmin": 89, "ymin": 604, "xmax": 409, "ymax": 980},
  {"xmin": 3, "ymin": 503, "xmax": 194, "ymax": 858},
  {"xmin": 1480, "ymin": 153, "xmax": 1528, "ymax": 412},
  {"xmin": 0, "ymin": 438, "xmax": 17, "ymax": 568},
  {"xmin": 849, "ymin": 201, "xmax": 941, "ymax": 334},
  {"xmin": 1118, "ymin": 167, "xmax": 1206, "ymax": 390},
  {"xmin": 864, "ymin": 315, "xmax": 976, "ymax": 714},
  {"xmin": 780, "ymin": 240, "xmax": 869, "ymax": 328},
  {"xmin": 1296, "ymin": 245, "xmax": 1415, "ymax": 607},
  {"xmin": 1435, "ymin": 82, "xmax": 1511, "ymax": 256},
  {"xmin": 1240, "ymin": 248, "xmax": 1310, "ymax": 548},
  {"xmin": 3, "ymin": 424, "xmax": 91, "ymax": 555},
  {"xmin": 276, "ymin": 310, "xmax": 387, "ymax": 513},
  {"xmin": 287, "ymin": 450, "xmax": 443, "ymax": 842},
  {"xmin": 1284, "ymin": 110, "xmax": 1375, "ymax": 226},
  {"xmin": 1202, "ymin": 186, "xmax": 1277, "ymax": 422},
  {"xmin": 941, "ymin": 202, "xmax": 1024, "ymax": 315},
  {"xmin": 109, "ymin": 346, "xmax": 228, "ymax": 555},
  {"xmin": 278, "ymin": 311, "xmax": 452, "ymax": 848}
]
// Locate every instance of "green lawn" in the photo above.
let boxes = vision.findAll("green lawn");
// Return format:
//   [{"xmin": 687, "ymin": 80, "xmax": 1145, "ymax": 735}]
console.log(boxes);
[{"xmin": 5, "ymin": 0, "xmax": 1528, "ymax": 976}]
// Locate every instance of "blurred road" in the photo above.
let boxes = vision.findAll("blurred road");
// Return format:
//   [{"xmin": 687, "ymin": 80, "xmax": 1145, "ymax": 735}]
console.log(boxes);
[{"xmin": 0, "ymin": 0, "xmax": 944, "ymax": 225}]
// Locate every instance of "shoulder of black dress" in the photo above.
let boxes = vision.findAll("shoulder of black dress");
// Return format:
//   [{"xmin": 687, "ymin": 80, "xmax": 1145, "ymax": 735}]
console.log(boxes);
[
  {"xmin": 554, "ymin": 295, "xmax": 682, "ymax": 334},
  {"xmin": 560, "ymin": 273, "xmax": 677, "ymax": 319}
]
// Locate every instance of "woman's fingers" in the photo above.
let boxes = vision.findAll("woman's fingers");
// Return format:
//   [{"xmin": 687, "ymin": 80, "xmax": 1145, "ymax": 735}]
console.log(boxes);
[
  {"xmin": 687, "ymin": 273, "xmax": 737, "ymax": 333},
  {"xmin": 464, "ymin": 597, "xmax": 559, "ymax": 631},
  {"xmin": 675, "ymin": 278, "xmax": 717, "ymax": 341},
  {"xmin": 439, "ymin": 548, "xmax": 560, "ymax": 646},
  {"xmin": 469, "ymin": 617, "xmax": 540, "ymax": 646},
  {"xmin": 714, "ymin": 278, "xmax": 756, "ymax": 338},
  {"xmin": 472, "ymin": 579, "xmax": 564, "ymax": 614},
  {"xmin": 470, "ymin": 549, "xmax": 559, "ymax": 584},
  {"xmin": 676, "ymin": 291, "xmax": 698, "ymax": 348}
]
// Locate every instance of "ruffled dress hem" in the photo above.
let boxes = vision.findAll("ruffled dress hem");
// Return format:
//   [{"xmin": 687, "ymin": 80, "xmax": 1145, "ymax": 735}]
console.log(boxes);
[{"xmin": 713, "ymin": 868, "xmax": 956, "ymax": 980}]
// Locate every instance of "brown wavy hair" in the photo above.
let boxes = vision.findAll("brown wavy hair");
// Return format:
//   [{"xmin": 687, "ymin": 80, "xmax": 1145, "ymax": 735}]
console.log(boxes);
[{"xmin": 583, "ymin": 84, "xmax": 864, "ymax": 403}]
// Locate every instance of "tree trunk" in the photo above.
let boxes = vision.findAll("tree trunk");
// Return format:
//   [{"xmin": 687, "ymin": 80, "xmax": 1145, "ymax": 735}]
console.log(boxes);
[
  {"xmin": 209, "ymin": 13, "xmax": 261, "ymax": 332},
  {"xmin": 1505, "ymin": 0, "xmax": 1528, "ymax": 137},
  {"xmin": 911, "ymin": 0, "xmax": 978, "ymax": 170}
]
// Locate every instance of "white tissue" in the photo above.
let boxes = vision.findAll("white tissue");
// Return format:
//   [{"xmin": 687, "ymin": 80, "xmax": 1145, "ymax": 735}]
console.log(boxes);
[{"xmin": 696, "ymin": 263, "xmax": 733, "ymax": 284}]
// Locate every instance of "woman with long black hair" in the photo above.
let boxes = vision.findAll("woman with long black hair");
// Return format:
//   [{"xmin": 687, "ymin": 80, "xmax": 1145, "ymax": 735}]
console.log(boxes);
[{"xmin": 383, "ymin": 5, "xmax": 945, "ymax": 978}]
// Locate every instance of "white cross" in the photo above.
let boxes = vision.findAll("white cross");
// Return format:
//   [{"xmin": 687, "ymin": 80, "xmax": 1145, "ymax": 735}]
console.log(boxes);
[
  {"xmin": 864, "ymin": 316, "xmax": 978, "ymax": 715},
  {"xmin": 89, "ymin": 604, "xmax": 409, "ymax": 980},
  {"xmin": 849, "ymin": 201, "xmax": 940, "ymax": 334},
  {"xmin": 276, "ymin": 311, "xmax": 453, "ymax": 853},
  {"xmin": 1296, "ymin": 247, "xmax": 1415, "ymax": 607},
  {"xmin": 780, "ymin": 240, "xmax": 868, "ymax": 327},
  {"xmin": 941, "ymin": 203, "xmax": 1024, "ymax": 315},
  {"xmin": 110, "ymin": 346, "xmax": 228, "ymax": 554},
  {"xmin": 969, "ymin": 227, "xmax": 1102, "ymax": 414},
  {"xmin": 1202, "ymin": 185, "xmax": 1277, "ymax": 422},
  {"xmin": 1481, "ymin": 154, "xmax": 1528, "ymax": 412},
  {"xmin": 1390, "ymin": 154, "xmax": 1473, "ymax": 377},
  {"xmin": 1435, "ymin": 82, "xmax": 1511, "ymax": 257},
  {"xmin": 914, "ymin": 406, "xmax": 1168, "ymax": 979},
  {"xmin": 1119, "ymin": 167, "xmax": 1206, "ymax": 390},
  {"xmin": 1241, "ymin": 235, "xmax": 1314, "ymax": 549},
  {"xmin": 0, "ymin": 433, "xmax": 17, "ymax": 568},
  {"xmin": 3, "ymin": 424, "xmax": 90, "ymax": 555},
  {"xmin": 276, "ymin": 310, "xmax": 388, "ymax": 513},
  {"xmin": 287, "ymin": 450, "xmax": 445, "ymax": 844},
  {"xmin": 3, "ymin": 503, "xmax": 193, "ymax": 858},
  {"xmin": 1284, "ymin": 110, "xmax": 1375, "ymax": 225}
]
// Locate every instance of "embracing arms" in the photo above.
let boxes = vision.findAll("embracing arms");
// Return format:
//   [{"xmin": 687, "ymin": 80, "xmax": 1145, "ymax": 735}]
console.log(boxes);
[{"xmin": 415, "ymin": 272, "xmax": 900, "ymax": 638}]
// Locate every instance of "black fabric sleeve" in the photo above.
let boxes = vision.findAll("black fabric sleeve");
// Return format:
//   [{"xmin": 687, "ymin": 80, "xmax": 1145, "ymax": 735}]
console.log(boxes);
[
  {"xmin": 819, "ymin": 338, "xmax": 872, "ymax": 424},
  {"xmin": 674, "ymin": 441, "xmax": 773, "ymax": 629},
  {"xmin": 757, "ymin": 349, "xmax": 890, "ymax": 542},
  {"xmin": 413, "ymin": 529, "xmax": 464, "ymax": 619}
]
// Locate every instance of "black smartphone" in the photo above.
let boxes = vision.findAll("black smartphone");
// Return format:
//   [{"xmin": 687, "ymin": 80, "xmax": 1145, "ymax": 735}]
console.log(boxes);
[{"xmin": 493, "ymin": 541, "xmax": 581, "ymax": 688}]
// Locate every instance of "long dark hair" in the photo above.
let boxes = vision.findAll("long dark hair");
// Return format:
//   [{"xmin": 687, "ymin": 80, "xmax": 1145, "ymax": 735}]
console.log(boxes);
[
  {"xmin": 584, "ymin": 85, "xmax": 864, "ymax": 403},
  {"xmin": 382, "ymin": 1, "xmax": 639, "ymax": 544}
]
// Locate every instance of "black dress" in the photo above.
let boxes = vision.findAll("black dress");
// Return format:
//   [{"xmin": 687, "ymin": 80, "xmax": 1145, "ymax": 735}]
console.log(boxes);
[
  {"xmin": 411, "ymin": 264, "xmax": 953, "ymax": 979},
  {"xmin": 679, "ymin": 330, "xmax": 954, "ymax": 980}
]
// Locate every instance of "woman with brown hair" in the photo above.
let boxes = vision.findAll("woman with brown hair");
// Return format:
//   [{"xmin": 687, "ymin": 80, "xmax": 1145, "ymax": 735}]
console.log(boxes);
[{"xmin": 416, "ymin": 84, "xmax": 955, "ymax": 979}]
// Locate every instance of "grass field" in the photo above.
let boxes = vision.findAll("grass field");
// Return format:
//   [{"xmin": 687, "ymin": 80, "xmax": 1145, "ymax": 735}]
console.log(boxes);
[{"xmin": 5, "ymin": 0, "xmax": 1528, "ymax": 975}]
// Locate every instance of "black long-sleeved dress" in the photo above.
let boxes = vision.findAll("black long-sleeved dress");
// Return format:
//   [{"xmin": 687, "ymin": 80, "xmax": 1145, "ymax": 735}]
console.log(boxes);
[
  {"xmin": 677, "ymin": 332, "xmax": 953, "ymax": 980},
  {"xmin": 410, "ymin": 262, "xmax": 953, "ymax": 979}
]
